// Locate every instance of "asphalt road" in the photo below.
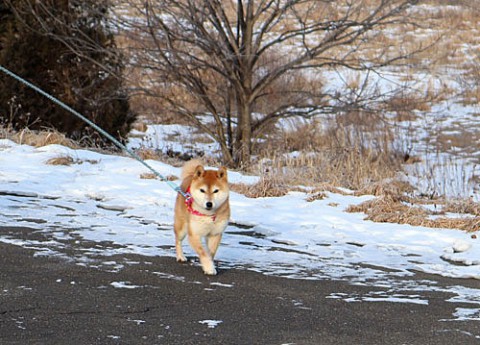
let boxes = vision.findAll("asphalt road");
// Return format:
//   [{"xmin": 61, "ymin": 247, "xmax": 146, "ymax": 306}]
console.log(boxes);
[{"xmin": 0, "ymin": 226, "xmax": 479, "ymax": 345}]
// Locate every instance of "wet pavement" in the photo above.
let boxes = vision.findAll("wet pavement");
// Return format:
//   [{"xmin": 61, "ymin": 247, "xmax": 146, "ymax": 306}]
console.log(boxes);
[{"xmin": 1, "ymin": 226, "xmax": 480, "ymax": 345}]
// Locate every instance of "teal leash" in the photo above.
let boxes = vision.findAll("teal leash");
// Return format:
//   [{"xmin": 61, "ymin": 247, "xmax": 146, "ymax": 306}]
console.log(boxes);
[{"xmin": 0, "ymin": 64, "xmax": 186, "ymax": 197}]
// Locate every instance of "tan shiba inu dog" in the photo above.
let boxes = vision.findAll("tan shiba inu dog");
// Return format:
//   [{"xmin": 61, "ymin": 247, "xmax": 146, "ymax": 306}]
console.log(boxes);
[{"xmin": 174, "ymin": 159, "xmax": 230, "ymax": 275}]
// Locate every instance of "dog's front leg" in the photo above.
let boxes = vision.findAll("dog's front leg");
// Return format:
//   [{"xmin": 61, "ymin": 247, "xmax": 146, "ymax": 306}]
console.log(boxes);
[
  {"xmin": 188, "ymin": 232, "xmax": 216, "ymax": 275},
  {"xmin": 174, "ymin": 221, "xmax": 188, "ymax": 263},
  {"xmin": 207, "ymin": 234, "xmax": 223, "ymax": 259}
]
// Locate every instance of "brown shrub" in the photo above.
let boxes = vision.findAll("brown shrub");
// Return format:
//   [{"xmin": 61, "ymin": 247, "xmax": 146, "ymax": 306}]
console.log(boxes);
[
  {"xmin": 230, "ymin": 175, "xmax": 290, "ymax": 198},
  {"xmin": 443, "ymin": 198, "xmax": 480, "ymax": 216},
  {"xmin": 354, "ymin": 180, "xmax": 414, "ymax": 197},
  {"xmin": 46, "ymin": 156, "xmax": 75, "ymax": 166},
  {"xmin": 10, "ymin": 128, "xmax": 79, "ymax": 148},
  {"xmin": 140, "ymin": 172, "xmax": 178, "ymax": 181},
  {"xmin": 347, "ymin": 195, "xmax": 480, "ymax": 232},
  {"xmin": 305, "ymin": 192, "xmax": 327, "ymax": 202},
  {"xmin": 135, "ymin": 148, "xmax": 163, "ymax": 161}
]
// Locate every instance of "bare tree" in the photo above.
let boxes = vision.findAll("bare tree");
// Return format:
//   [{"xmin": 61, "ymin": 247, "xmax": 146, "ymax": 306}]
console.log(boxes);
[
  {"xmin": 116, "ymin": 0, "xmax": 423, "ymax": 167},
  {"xmin": 11, "ymin": 0, "xmax": 423, "ymax": 166}
]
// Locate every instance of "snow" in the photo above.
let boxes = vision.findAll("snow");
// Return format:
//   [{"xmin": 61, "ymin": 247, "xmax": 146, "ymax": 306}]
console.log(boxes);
[
  {"xmin": 198, "ymin": 320, "xmax": 223, "ymax": 329},
  {"xmin": 442, "ymin": 308, "xmax": 480, "ymax": 322},
  {"xmin": 0, "ymin": 138, "xmax": 480, "ymax": 313},
  {"xmin": 129, "ymin": 124, "xmax": 222, "ymax": 159},
  {"xmin": 111, "ymin": 281, "xmax": 142, "ymax": 289},
  {"xmin": 327, "ymin": 292, "xmax": 430, "ymax": 306}
]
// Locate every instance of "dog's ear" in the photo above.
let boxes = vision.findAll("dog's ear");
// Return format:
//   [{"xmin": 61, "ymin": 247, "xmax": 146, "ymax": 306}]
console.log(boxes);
[
  {"xmin": 217, "ymin": 166, "xmax": 228, "ymax": 180},
  {"xmin": 193, "ymin": 165, "xmax": 205, "ymax": 178}
]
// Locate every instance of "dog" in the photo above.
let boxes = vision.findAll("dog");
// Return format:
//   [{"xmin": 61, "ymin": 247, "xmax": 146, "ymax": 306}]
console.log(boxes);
[{"xmin": 174, "ymin": 159, "xmax": 230, "ymax": 275}]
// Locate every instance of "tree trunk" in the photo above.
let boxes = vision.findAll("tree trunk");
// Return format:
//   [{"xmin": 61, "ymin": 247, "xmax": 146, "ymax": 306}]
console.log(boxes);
[
  {"xmin": 234, "ymin": 0, "xmax": 254, "ymax": 168},
  {"xmin": 234, "ymin": 80, "xmax": 253, "ymax": 168},
  {"xmin": 239, "ymin": 101, "xmax": 251, "ymax": 168}
]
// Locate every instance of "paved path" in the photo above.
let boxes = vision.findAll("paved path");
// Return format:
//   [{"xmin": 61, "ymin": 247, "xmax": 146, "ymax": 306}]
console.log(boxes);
[{"xmin": 0, "ymin": 226, "xmax": 479, "ymax": 345}]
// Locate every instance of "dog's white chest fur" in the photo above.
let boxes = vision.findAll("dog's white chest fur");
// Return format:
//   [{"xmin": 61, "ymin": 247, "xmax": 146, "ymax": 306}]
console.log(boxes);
[{"xmin": 189, "ymin": 217, "xmax": 228, "ymax": 237}]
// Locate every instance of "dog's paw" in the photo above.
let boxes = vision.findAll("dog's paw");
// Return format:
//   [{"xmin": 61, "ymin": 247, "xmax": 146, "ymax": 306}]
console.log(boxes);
[
  {"xmin": 203, "ymin": 266, "xmax": 217, "ymax": 276},
  {"xmin": 176, "ymin": 255, "xmax": 187, "ymax": 263}
]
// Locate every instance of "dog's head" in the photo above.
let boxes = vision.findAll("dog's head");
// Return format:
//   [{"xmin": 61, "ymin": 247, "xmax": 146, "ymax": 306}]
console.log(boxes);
[{"xmin": 189, "ymin": 165, "xmax": 229, "ymax": 211}]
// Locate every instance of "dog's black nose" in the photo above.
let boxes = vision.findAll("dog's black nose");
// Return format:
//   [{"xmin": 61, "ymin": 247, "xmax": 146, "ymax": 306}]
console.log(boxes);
[{"xmin": 206, "ymin": 202, "xmax": 213, "ymax": 209}]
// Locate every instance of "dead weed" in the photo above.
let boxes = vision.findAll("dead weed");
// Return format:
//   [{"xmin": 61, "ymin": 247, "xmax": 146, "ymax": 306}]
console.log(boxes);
[
  {"xmin": 45, "ymin": 155, "xmax": 99, "ymax": 166},
  {"xmin": 140, "ymin": 172, "xmax": 178, "ymax": 181},
  {"xmin": 9, "ymin": 128, "xmax": 79, "ymax": 148},
  {"xmin": 230, "ymin": 174, "xmax": 290, "ymax": 198},
  {"xmin": 46, "ymin": 156, "xmax": 75, "ymax": 166},
  {"xmin": 347, "ymin": 195, "xmax": 480, "ymax": 232}
]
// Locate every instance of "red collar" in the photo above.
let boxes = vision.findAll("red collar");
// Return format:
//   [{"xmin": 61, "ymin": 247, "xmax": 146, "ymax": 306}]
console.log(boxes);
[{"xmin": 184, "ymin": 187, "xmax": 216, "ymax": 221}]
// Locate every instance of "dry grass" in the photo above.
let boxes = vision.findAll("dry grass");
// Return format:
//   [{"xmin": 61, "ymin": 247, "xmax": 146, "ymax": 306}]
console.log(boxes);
[
  {"xmin": 139, "ymin": 172, "xmax": 157, "ymax": 180},
  {"xmin": 45, "ymin": 155, "xmax": 99, "ymax": 166},
  {"xmin": 305, "ymin": 191, "xmax": 328, "ymax": 202},
  {"xmin": 132, "ymin": 122, "xmax": 148, "ymax": 133},
  {"xmin": 2, "ymin": 128, "xmax": 79, "ymax": 148},
  {"xmin": 140, "ymin": 172, "xmax": 178, "ymax": 181},
  {"xmin": 347, "ymin": 195, "xmax": 480, "ymax": 232},
  {"xmin": 254, "ymin": 118, "xmax": 403, "ymax": 192},
  {"xmin": 354, "ymin": 180, "xmax": 415, "ymax": 197},
  {"xmin": 347, "ymin": 176, "xmax": 480, "ymax": 233},
  {"xmin": 230, "ymin": 174, "xmax": 290, "ymax": 198},
  {"xmin": 135, "ymin": 147, "xmax": 163, "ymax": 161},
  {"xmin": 443, "ymin": 198, "xmax": 480, "ymax": 216},
  {"xmin": 46, "ymin": 156, "xmax": 75, "ymax": 166}
]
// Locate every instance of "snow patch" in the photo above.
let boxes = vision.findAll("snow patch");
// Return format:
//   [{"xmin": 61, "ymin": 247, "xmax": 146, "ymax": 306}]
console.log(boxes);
[{"xmin": 198, "ymin": 320, "xmax": 223, "ymax": 329}]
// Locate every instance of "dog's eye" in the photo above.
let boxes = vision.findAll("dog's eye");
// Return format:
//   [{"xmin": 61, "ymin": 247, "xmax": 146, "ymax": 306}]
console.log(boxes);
[
  {"xmin": 200, "ymin": 189, "xmax": 205, "ymax": 193},
  {"xmin": 213, "ymin": 189, "xmax": 219, "ymax": 193}
]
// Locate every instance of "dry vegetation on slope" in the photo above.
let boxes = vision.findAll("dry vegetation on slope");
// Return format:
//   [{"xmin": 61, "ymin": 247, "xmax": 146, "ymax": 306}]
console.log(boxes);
[{"xmin": 2, "ymin": 1, "xmax": 480, "ymax": 232}]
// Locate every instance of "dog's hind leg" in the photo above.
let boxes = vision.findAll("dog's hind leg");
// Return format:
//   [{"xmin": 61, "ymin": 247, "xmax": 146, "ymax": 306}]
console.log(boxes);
[
  {"xmin": 188, "ymin": 232, "xmax": 216, "ymax": 275},
  {"xmin": 174, "ymin": 223, "xmax": 188, "ymax": 263}
]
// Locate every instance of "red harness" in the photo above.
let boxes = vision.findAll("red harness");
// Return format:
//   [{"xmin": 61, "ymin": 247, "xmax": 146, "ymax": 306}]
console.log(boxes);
[{"xmin": 184, "ymin": 187, "xmax": 216, "ymax": 221}]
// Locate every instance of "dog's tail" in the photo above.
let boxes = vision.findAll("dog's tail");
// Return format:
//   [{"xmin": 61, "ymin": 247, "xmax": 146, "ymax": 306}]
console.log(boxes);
[{"xmin": 181, "ymin": 159, "xmax": 204, "ymax": 180}]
